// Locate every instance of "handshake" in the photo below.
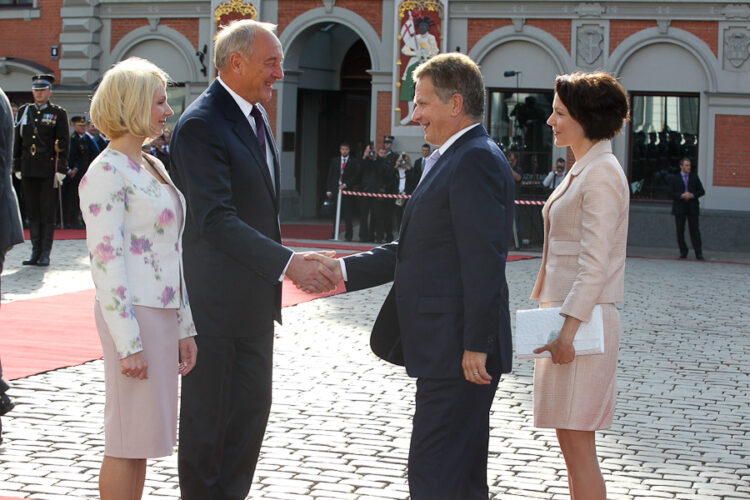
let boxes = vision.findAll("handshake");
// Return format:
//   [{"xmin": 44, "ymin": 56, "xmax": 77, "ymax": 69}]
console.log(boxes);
[{"xmin": 286, "ymin": 251, "xmax": 343, "ymax": 294}]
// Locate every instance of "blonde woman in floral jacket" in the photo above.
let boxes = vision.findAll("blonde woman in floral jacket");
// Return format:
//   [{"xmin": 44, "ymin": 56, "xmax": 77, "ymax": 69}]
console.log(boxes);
[{"xmin": 79, "ymin": 57, "xmax": 197, "ymax": 500}]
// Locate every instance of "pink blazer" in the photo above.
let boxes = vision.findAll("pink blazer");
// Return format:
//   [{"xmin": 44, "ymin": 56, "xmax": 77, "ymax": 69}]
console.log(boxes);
[{"xmin": 530, "ymin": 140, "xmax": 629, "ymax": 322}]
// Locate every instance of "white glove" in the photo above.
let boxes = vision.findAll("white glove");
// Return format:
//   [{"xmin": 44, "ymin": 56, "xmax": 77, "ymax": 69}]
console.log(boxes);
[{"xmin": 14, "ymin": 171, "xmax": 21, "ymax": 180}]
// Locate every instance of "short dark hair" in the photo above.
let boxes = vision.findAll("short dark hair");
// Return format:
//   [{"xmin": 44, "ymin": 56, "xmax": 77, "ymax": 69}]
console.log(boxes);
[
  {"xmin": 680, "ymin": 157, "xmax": 691, "ymax": 165},
  {"xmin": 340, "ymin": 141, "xmax": 350, "ymax": 148},
  {"xmin": 556, "ymin": 157, "xmax": 566, "ymax": 164},
  {"xmin": 421, "ymin": 143, "xmax": 431, "ymax": 149},
  {"xmin": 413, "ymin": 53, "xmax": 485, "ymax": 120},
  {"xmin": 554, "ymin": 72, "xmax": 629, "ymax": 141}
]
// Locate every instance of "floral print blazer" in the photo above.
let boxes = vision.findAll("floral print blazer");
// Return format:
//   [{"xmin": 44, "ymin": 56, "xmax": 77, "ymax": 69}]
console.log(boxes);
[{"xmin": 79, "ymin": 148, "xmax": 197, "ymax": 359}]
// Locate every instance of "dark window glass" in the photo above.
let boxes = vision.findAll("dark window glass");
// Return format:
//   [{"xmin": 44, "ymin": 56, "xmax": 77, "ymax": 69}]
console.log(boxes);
[
  {"xmin": 629, "ymin": 94, "xmax": 699, "ymax": 200},
  {"xmin": 487, "ymin": 89, "xmax": 553, "ymax": 199},
  {"xmin": 0, "ymin": 0, "xmax": 34, "ymax": 6}
]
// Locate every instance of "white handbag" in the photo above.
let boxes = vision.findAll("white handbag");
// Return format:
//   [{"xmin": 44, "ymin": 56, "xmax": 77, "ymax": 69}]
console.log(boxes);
[{"xmin": 515, "ymin": 305, "xmax": 604, "ymax": 359}]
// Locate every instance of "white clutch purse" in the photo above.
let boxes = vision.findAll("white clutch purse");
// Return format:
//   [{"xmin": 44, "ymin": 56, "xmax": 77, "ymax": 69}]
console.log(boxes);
[{"xmin": 515, "ymin": 305, "xmax": 604, "ymax": 359}]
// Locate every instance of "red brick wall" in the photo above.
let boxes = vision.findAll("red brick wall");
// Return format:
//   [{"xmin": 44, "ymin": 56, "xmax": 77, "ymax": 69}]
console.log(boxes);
[
  {"xmin": 467, "ymin": 19, "xmax": 512, "ymax": 53},
  {"xmin": 111, "ymin": 18, "xmax": 200, "ymax": 51},
  {"xmin": 266, "ymin": 90, "xmax": 278, "ymax": 139},
  {"xmin": 713, "ymin": 115, "xmax": 750, "ymax": 188},
  {"xmin": 609, "ymin": 20, "xmax": 657, "ymax": 54},
  {"xmin": 277, "ymin": 0, "xmax": 383, "ymax": 38},
  {"xmin": 527, "ymin": 19, "xmax": 571, "ymax": 53},
  {"xmin": 671, "ymin": 21, "xmax": 718, "ymax": 57},
  {"xmin": 376, "ymin": 91, "xmax": 391, "ymax": 146},
  {"xmin": 0, "ymin": 0, "xmax": 64, "ymax": 81}
]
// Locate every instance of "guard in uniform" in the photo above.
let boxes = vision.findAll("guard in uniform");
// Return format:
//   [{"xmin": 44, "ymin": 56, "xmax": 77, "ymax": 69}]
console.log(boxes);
[
  {"xmin": 65, "ymin": 115, "xmax": 95, "ymax": 228},
  {"xmin": 13, "ymin": 74, "xmax": 69, "ymax": 266}
]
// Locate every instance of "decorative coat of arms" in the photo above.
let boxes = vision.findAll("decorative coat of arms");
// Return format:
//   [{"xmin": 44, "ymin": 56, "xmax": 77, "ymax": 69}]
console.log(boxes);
[
  {"xmin": 576, "ymin": 24, "xmax": 604, "ymax": 66},
  {"xmin": 724, "ymin": 29, "xmax": 750, "ymax": 69}
]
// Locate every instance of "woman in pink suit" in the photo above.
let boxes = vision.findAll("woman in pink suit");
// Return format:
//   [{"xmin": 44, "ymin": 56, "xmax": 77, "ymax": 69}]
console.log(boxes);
[
  {"xmin": 79, "ymin": 58, "xmax": 198, "ymax": 500},
  {"xmin": 530, "ymin": 72, "xmax": 630, "ymax": 499}
]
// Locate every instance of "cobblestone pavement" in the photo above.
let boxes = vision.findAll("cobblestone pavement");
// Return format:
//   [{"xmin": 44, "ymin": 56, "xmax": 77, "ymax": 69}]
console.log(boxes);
[{"xmin": 1, "ymin": 240, "xmax": 749, "ymax": 499}]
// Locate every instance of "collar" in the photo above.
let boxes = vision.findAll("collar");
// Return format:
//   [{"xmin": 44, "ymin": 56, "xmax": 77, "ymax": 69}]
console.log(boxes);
[
  {"xmin": 34, "ymin": 103, "xmax": 49, "ymax": 111},
  {"xmin": 437, "ymin": 122, "xmax": 481, "ymax": 155},
  {"xmin": 569, "ymin": 140, "xmax": 612, "ymax": 176},
  {"xmin": 342, "ymin": 156, "xmax": 349, "ymax": 162},
  {"xmin": 217, "ymin": 75, "xmax": 256, "ymax": 119}
]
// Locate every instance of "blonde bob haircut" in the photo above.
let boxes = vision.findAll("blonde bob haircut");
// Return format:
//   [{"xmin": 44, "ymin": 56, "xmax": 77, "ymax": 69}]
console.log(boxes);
[
  {"xmin": 90, "ymin": 57, "xmax": 170, "ymax": 140},
  {"xmin": 214, "ymin": 19, "xmax": 278, "ymax": 71}
]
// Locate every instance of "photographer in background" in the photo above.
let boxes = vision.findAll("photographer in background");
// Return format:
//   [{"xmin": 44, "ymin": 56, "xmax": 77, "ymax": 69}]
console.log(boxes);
[
  {"xmin": 392, "ymin": 152, "xmax": 420, "ymax": 232},
  {"xmin": 357, "ymin": 142, "xmax": 384, "ymax": 242},
  {"xmin": 543, "ymin": 157, "xmax": 566, "ymax": 193}
]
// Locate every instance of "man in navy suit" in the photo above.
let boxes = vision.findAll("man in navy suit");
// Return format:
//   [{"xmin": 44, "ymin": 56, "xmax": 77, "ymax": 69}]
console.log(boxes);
[
  {"xmin": 309, "ymin": 52, "xmax": 514, "ymax": 499},
  {"xmin": 170, "ymin": 20, "xmax": 336, "ymax": 500},
  {"xmin": 669, "ymin": 157, "xmax": 705, "ymax": 260}
]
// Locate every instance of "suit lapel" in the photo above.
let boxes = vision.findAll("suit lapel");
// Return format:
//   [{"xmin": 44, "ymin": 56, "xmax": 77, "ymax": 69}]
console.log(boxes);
[
  {"xmin": 212, "ymin": 82, "xmax": 278, "ymax": 209},
  {"xmin": 399, "ymin": 125, "xmax": 487, "ymax": 241}
]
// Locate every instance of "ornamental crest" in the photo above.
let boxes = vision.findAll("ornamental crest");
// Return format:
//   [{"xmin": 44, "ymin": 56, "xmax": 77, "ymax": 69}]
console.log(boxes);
[
  {"xmin": 576, "ymin": 24, "xmax": 604, "ymax": 66},
  {"xmin": 724, "ymin": 29, "xmax": 750, "ymax": 68},
  {"xmin": 214, "ymin": 0, "xmax": 258, "ymax": 26}
]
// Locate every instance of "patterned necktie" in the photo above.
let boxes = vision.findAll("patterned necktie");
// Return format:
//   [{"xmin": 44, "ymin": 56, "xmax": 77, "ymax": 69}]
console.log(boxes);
[
  {"xmin": 418, "ymin": 149, "xmax": 441, "ymax": 184},
  {"xmin": 249, "ymin": 105, "xmax": 266, "ymax": 154}
]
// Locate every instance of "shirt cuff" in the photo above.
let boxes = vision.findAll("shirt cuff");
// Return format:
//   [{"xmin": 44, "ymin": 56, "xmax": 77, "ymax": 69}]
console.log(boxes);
[
  {"xmin": 279, "ymin": 252, "xmax": 294, "ymax": 282},
  {"xmin": 339, "ymin": 258, "xmax": 348, "ymax": 282}
]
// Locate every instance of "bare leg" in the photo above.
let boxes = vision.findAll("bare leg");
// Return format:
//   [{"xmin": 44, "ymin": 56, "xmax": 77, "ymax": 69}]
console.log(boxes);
[
  {"xmin": 100, "ymin": 456, "xmax": 147, "ymax": 500},
  {"xmin": 556, "ymin": 429, "xmax": 606, "ymax": 500}
]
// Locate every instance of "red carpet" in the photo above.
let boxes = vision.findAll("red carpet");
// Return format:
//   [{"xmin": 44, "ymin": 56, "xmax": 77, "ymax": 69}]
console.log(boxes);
[
  {"xmin": 1, "ymin": 251, "xmax": 534, "ymax": 381},
  {"xmin": 22, "ymin": 228, "xmax": 86, "ymax": 240},
  {"xmin": 0, "ymin": 279, "xmax": 345, "ymax": 381}
]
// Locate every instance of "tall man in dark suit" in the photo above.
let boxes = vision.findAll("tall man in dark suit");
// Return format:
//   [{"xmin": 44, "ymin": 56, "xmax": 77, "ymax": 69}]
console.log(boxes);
[
  {"xmin": 325, "ymin": 141, "xmax": 357, "ymax": 240},
  {"xmin": 308, "ymin": 52, "xmax": 514, "ymax": 499},
  {"xmin": 669, "ymin": 157, "xmax": 705, "ymax": 259},
  {"xmin": 0, "ymin": 87, "xmax": 23, "ymax": 443},
  {"xmin": 412, "ymin": 143, "xmax": 430, "ymax": 178},
  {"xmin": 169, "ymin": 20, "xmax": 337, "ymax": 500}
]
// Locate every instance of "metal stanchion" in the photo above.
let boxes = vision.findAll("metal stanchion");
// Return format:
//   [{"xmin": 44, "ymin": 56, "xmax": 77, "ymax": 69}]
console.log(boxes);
[{"xmin": 332, "ymin": 188, "xmax": 343, "ymax": 241}]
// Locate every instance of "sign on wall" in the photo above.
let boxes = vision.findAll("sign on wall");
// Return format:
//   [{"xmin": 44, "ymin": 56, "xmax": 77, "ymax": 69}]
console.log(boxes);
[{"xmin": 395, "ymin": 0, "xmax": 447, "ymax": 126}]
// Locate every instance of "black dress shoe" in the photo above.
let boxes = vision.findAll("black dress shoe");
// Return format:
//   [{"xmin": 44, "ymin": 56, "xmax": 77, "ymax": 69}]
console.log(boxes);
[
  {"xmin": 36, "ymin": 255, "xmax": 50, "ymax": 266},
  {"xmin": 696, "ymin": 254, "xmax": 705, "ymax": 260},
  {"xmin": 0, "ymin": 393, "xmax": 14, "ymax": 416},
  {"xmin": 679, "ymin": 254, "xmax": 687, "ymax": 259}
]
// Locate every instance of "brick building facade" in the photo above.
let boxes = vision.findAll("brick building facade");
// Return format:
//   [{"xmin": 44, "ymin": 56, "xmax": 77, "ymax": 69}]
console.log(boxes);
[{"xmin": 1, "ymin": 0, "xmax": 748, "ymax": 249}]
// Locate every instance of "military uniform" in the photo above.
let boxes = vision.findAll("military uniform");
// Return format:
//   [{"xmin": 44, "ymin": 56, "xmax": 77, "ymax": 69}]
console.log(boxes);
[
  {"xmin": 13, "ymin": 74, "xmax": 69, "ymax": 266},
  {"xmin": 64, "ymin": 116, "xmax": 95, "ymax": 228}
]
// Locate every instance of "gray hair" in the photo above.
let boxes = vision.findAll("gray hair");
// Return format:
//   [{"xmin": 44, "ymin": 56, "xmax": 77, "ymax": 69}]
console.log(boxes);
[
  {"xmin": 214, "ymin": 19, "xmax": 278, "ymax": 71},
  {"xmin": 413, "ymin": 52, "xmax": 485, "ymax": 120}
]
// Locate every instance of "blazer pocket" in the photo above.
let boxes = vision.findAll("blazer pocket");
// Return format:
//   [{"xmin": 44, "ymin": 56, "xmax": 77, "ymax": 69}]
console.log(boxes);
[
  {"xmin": 418, "ymin": 296, "xmax": 462, "ymax": 314},
  {"xmin": 549, "ymin": 239, "xmax": 581, "ymax": 256}
]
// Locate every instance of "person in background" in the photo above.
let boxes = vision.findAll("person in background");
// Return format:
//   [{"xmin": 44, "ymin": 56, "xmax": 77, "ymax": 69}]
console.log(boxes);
[
  {"xmin": 507, "ymin": 150, "xmax": 523, "ymax": 247},
  {"xmin": 531, "ymin": 71, "xmax": 630, "ymax": 500},
  {"xmin": 86, "ymin": 120, "xmax": 109, "ymax": 152},
  {"xmin": 543, "ymin": 157, "xmax": 566, "ymax": 193},
  {"xmin": 325, "ymin": 141, "xmax": 357, "ymax": 241},
  {"xmin": 412, "ymin": 143, "xmax": 430, "ymax": 179},
  {"xmin": 65, "ymin": 115, "xmax": 96, "ymax": 228},
  {"xmin": 78, "ymin": 57, "xmax": 198, "ymax": 500},
  {"xmin": 0, "ymin": 87, "xmax": 24, "ymax": 445},
  {"xmin": 392, "ymin": 152, "xmax": 419, "ymax": 231},
  {"xmin": 669, "ymin": 157, "xmax": 704, "ymax": 260},
  {"xmin": 357, "ymin": 142, "xmax": 384, "ymax": 242},
  {"xmin": 13, "ymin": 74, "xmax": 69, "ymax": 266}
]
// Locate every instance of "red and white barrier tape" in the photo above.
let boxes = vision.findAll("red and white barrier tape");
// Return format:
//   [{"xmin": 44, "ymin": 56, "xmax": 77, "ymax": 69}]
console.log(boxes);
[
  {"xmin": 341, "ymin": 190, "xmax": 410, "ymax": 199},
  {"xmin": 341, "ymin": 190, "xmax": 545, "ymax": 205}
]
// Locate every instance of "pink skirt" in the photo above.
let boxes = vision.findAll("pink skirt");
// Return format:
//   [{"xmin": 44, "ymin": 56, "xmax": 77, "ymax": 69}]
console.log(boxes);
[
  {"xmin": 95, "ymin": 302, "xmax": 179, "ymax": 458},
  {"xmin": 533, "ymin": 302, "xmax": 620, "ymax": 430}
]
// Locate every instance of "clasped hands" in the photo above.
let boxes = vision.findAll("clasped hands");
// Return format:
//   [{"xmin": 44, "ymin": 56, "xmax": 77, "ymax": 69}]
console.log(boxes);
[{"xmin": 286, "ymin": 251, "xmax": 343, "ymax": 294}]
